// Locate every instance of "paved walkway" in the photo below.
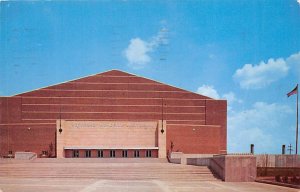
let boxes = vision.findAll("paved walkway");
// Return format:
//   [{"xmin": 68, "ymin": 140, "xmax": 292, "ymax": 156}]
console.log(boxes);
[
  {"xmin": 0, "ymin": 159, "xmax": 298, "ymax": 192},
  {"xmin": 1, "ymin": 178, "xmax": 298, "ymax": 192}
]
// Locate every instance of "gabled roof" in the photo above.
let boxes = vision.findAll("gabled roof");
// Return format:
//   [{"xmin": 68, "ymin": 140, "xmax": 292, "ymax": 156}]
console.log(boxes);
[{"xmin": 14, "ymin": 69, "xmax": 212, "ymax": 99}]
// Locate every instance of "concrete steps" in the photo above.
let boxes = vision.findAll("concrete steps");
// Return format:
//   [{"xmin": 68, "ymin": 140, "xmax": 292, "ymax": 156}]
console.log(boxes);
[{"xmin": 0, "ymin": 160, "xmax": 220, "ymax": 182}]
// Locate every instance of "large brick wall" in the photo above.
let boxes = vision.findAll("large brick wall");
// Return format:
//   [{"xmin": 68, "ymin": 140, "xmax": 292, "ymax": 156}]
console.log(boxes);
[{"xmin": 0, "ymin": 70, "xmax": 227, "ymax": 157}]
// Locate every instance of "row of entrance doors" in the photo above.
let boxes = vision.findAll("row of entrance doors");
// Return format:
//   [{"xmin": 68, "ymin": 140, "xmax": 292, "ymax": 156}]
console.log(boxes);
[{"xmin": 65, "ymin": 149, "xmax": 158, "ymax": 158}]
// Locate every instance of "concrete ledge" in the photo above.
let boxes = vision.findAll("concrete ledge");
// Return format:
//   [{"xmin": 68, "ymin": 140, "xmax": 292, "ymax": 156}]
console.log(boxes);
[
  {"xmin": 169, "ymin": 152, "xmax": 214, "ymax": 165},
  {"xmin": 15, "ymin": 152, "xmax": 37, "ymax": 160}
]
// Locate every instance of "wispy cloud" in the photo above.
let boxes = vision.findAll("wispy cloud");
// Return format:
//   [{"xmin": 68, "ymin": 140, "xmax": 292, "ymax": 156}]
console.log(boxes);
[{"xmin": 123, "ymin": 27, "xmax": 169, "ymax": 69}]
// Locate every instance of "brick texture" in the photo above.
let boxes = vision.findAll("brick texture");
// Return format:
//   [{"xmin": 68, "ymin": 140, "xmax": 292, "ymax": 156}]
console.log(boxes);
[{"xmin": 0, "ymin": 70, "xmax": 227, "ymax": 157}]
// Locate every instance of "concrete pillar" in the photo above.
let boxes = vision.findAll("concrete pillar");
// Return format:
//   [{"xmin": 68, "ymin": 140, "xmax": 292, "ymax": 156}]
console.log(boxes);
[
  {"xmin": 181, "ymin": 156, "xmax": 187, "ymax": 165},
  {"xmin": 158, "ymin": 120, "xmax": 166, "ymax": 158},
  {"xmin": 56, "ymin": 120, "xmax": 66, "ymax": 158}
]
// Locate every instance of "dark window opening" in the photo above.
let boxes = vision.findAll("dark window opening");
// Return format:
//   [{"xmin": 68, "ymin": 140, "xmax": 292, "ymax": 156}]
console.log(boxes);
[
  {"xmin": 146, "ymin": 150, "xmax": 152, "ymax": 157},
  {"xmin": 110, "ymin": 150, "xmax": 115, "ymax": 158},
  {"xmin": 73, "ymin": 150, "xmax": 79, "ymax": 158},
  {"xmin": 85, "ymin": 150, "xmax": 91, "ymax": 158},
  {"xmin": 97, "ymin": 150, "xmax": 103, "ymax": 158},
  {"xmin": 134, "ymin": 150, "xmax": 140, "ymax": 158},
  {"xmin": 122, "ymin": 150, "xmax": 128, "ymax": 157}
]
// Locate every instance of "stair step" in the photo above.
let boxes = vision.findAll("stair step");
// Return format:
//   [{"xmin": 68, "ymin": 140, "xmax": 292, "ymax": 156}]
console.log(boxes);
[{"xmin": 0, "ymin": 161, "xmax": 221, "ymax": 181}]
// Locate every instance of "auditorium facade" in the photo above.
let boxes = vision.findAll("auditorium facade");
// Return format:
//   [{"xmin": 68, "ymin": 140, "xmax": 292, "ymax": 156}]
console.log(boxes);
[{"xmin": 0, "ymin": 70, "xmax": 227, "ymax": 158}]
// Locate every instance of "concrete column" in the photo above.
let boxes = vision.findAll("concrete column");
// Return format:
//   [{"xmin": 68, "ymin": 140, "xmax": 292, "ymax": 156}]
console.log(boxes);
[
  {"xmin": 56, "ymin": 120, "xmax": 66, "ymax": 158},
  {"xmin": 181, "ymin": 155, "xmax": 187, "ymax": 165},
  {"xmin": 158, "ymin": 120, "xmax": 167, "ymax": 158}
]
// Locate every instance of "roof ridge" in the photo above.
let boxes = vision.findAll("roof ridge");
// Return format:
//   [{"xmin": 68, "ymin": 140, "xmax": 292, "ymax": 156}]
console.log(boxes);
[{"xmin": 11, "ymin": 69, "xmax": 213, "ymax": 100}]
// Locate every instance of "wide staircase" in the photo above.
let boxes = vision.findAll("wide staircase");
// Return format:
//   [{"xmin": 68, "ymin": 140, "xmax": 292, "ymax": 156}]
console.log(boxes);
[{"xmin": 0, "ymin": 158, "xmax": 220, "ymax": 182}]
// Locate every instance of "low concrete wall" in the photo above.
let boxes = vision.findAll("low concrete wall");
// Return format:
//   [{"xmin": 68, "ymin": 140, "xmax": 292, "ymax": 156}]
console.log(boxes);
[
  {"xmin": 169, "ymin": 158, "xmax": 181, "ymax": 164},
  {"xmin": 210, "ymin": 155, "xmax": 225, "ymax": 180},
  {"xmin": 169, "ymin": 152, "xmax": 213, "ymax": 165},
  {"xmin": 15, "ymin": 152, "xmax": 37, "ymax": 160},
  {"xmin": 170, "ymin": 152, "xmax": 183, "ymax": 159},
  {"xmin": 210, "ymin": 154, "xmax": 256, "ymax": 182},
  {"xmin": 256, "ymin": 155, "xmax": 300, "ymax": 167},
  {"xmin": 187, "ymin": 157, "xmax": 210, "ymax": 166},
  {"xmin": 170, "ymin": 152, "xmax": 184, "ymax": 164},
  {"xmin": 224, "ymin": 155, "xmax": 256, "ymax": 182},
  {"xmin": 169, "ymin": 152, "xmax": 256, "ymax": 182}
]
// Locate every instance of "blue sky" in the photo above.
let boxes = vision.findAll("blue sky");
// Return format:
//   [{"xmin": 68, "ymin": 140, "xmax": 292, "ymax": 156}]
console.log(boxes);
[{"xmin": 1, "ymin": 0, "xmax": 300, "ymax": 154}]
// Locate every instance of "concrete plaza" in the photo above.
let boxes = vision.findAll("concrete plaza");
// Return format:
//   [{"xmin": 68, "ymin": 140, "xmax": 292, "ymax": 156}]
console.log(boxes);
[
  {"xmin": 0, "ymin": 159, "xmax": 298, "ymax": 192},
  {"xmin": 1, "ymin": 177, "xmax": 299, "ymax": 192}
]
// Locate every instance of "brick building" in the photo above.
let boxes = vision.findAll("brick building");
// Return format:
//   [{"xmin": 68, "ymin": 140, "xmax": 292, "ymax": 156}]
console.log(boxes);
[{"xmin": 0, "ymin": 70, "xmax": 227, "ymax": 158}]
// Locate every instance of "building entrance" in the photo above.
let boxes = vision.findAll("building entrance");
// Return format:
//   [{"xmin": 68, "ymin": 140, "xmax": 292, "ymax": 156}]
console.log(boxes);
[{"xmin": 56, "ymin": 120, "xmax": 166, "ymax": 158}]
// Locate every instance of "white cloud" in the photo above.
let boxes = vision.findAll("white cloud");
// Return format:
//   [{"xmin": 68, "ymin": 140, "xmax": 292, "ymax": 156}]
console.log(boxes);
[
  {"xmin": 286, "ymin": 51, "xmax": 300, "ymax": 79},
  {"xmin": 222, "ymin": 92, "xmax": 243, "ymax": 105},
  {"xmin": 287, "ymin": 51, "xmax": 300, "ymax": 64},
  {"xmin": 228, "ymin": 102, "xmax": 292, "ymax": 153},
  {"xmin": 233, "ymin": 58, "xmax": 289, "ymax": 89},
  {"xmin": 297, "ymin": 0, "xmax": 300, "ymax": 5},
  {"xmin": 123, "ymin": 38, "xmax": 151, "ymax": 69},
  {"xmin": 234, "ymin": 51, "xmax": 300, "ymax": 89},
  {"xmin": 196, "ymin": 85, "xmax": 242, "ymax": 106},
  {"xmin": 123, "ymin": 27, "xmax": 169, "ymax": 69},
  {"xmin": 197, "ymin": 85, "xmax": 220, "ymax": 99}
]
